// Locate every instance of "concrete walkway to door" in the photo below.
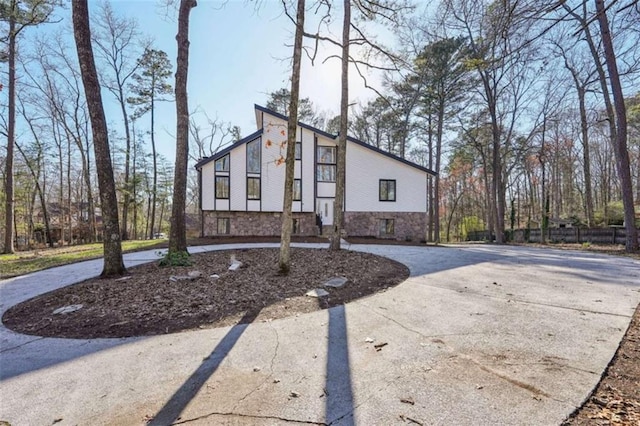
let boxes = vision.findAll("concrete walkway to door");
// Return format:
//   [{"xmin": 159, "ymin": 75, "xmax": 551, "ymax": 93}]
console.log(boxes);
[{"xmin": 1, "ymin": 243, "xmax": 639, "ymax": 425}]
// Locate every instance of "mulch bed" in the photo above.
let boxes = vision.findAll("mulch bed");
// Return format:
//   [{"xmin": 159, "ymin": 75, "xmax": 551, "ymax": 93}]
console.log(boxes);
[
  {"xmin": 2, "ymin": 247, "xmax": 408, "ymax": 339},
  {"xmin": 3, "ymin": 239, "xmax": 638, "ymax": 423}
]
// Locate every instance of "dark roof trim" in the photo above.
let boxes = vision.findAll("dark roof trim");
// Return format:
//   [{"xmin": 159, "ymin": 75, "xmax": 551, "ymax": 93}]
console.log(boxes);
[
  {"xmin": 254, "ymin": 104, "xmax": 336, "ymax": 139},
  {"xmin": 194, "ymin": 128, "xmax": 263, "ymax": 170},
  {"xmin": 256, "ymin": 104, "xmax": 436, "ymax": 176}
]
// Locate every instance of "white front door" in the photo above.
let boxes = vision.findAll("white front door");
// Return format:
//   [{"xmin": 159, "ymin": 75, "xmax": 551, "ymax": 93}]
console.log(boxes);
[{"xmin": 317, "ymin": 199, "xmax": 334, "ymax": 226}]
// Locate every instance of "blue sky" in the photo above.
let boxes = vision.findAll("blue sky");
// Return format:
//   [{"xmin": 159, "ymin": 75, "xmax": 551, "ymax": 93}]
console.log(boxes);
[{"xmin": 103, "ymin": 0, "xmax": 381, "ymax": 162}]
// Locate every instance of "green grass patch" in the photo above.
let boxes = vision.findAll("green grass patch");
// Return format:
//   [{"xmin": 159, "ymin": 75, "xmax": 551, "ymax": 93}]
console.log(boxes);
[{"xmin": 0, "ymin": 240, "xmax": 165, "ymax": 279}]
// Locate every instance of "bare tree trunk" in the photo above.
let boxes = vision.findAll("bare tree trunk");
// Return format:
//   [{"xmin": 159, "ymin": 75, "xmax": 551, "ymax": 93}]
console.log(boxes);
[
  {"xmin": 595, "ymin": 0, "xmax": 638, "ymax": 252},
  {"xmin": 278, "ymin": 0, "xmax": 305, "ymax": 273},
  {"xmin": 19, "ymin": 112, "xmax": 54, "ymax": 247},
  {"xmin": 540, "ymin": 115, "xmax": 547, "ymax": 243},
  {"xmin": 66, "ymin": 133, "xmax": 71, "ymax": 244},
  {"xmin": 72, "ymin": 0, "xmax": 125, "ymax": 276},
  {"xmin": 330, "ymin": 0, "xmax": 350, "ymax": 251},
  {"xmin": 121, "ymin": 99, "xmax": 131, "ymax": 240},
  {"xmin": 427, "ymin": 112, "xmax": 434, "ymax": 241},
  {"xmin": 85, "ymin": 133, "xmax": 97, "ymax": 241},
  {"xmin": 577, "ymin": 87, "xmax": 595, "ymax": 226},
  {"xmin": 434, "ymin": 102, "xmax": 445, "ymax": 243},
  {"xmin": 149, "ymin": 97, "xmax": 157, "ymax": 239},
  {"xmin": 132, "ymin": 123, "xmax": 138, "ymax": 239},
  {"xmin": 4, "ymin": 13, "xmax": 16, "ymax": 254},
  {"xmin": 168, "ymin": 0, "xmax": 197, "ymax": 257},
  {"xmin": 54, "ymin": 120, "xmax": 64, "ymax": 245}
]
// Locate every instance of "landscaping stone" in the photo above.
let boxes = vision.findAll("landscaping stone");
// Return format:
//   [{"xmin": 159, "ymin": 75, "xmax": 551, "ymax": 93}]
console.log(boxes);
[
  {"xmin": 323, "ymin": 276, "xmax": 348, "ymax": 288},
  {"xmin": 188, "ymin": 271, "xmax": 203, "ymax": 279},
  {"xmin": 305, "ymin": 288, "xmax": 329, "ymax": 298},
  {"xmin": 52, "ymin": 304, "xmax": 83, "ymax": 315}
]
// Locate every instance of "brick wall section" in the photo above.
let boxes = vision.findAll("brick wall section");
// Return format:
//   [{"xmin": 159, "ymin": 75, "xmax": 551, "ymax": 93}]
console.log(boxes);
[
  {"xmin": 344, "ymin": 211, "xmax": 427, "ymax": 241},
  {"xmin": 203, "ymin": 211, "xmax": 318, "ymax": 237}
]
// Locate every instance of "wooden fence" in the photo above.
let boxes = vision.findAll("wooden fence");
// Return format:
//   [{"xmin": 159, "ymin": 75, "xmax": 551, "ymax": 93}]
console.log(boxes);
[{"xmin": 467, "ymin": 227, "xmax": 638, "ymax": 245}]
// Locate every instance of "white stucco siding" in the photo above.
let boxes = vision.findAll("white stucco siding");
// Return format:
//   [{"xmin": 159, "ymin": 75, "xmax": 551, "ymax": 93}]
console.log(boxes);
[
  {"xmin": 200, "ymin": 162, "xmax": 216, "ymax": 210},
  {"xmin": 300, "ymin": 128, "xmax": 315, "ymax": 212},
  {"xmin": 345, "ymin": 142, "xmax": 427, "ymax": 212},
  {"xmin": 261, "ymin": 115, "xmax": 288, "ymax": 211},
  {"xmin": 230, "ymin": 143, "xmax": 247, "ymax": 210},
  {"xmin": 317, "ymin": 183, "xmax": 335, "ymax": 198},
  {"xmin": 247, "ymin": 200, "xmax": 260, "ymax": 211},
  {"xmin": 216, "ymin": 199, "xmax": 230, "ymax": 211}
]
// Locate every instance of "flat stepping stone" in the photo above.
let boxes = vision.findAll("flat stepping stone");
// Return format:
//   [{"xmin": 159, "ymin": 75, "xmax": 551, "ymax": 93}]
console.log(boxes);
[
  {"xmin": 306, "ymin": 289, "xmax": 329, "ymax": 298},
  {"xmin": 324, "ymin": 277, "xmax": 348, "ymax": 288},
  {"xmin": 53, "ymin": 304, "xmax": 83, "ymax": 315}
]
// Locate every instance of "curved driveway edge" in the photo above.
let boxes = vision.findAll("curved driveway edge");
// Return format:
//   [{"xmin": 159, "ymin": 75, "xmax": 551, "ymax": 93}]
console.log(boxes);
[{"xmin": 1, "ymin": 243, "xmax": 639, "ymax": 425}]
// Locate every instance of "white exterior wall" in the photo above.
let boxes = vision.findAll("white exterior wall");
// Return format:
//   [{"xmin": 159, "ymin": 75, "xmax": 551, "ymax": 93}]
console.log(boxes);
[
  {"xmin": 261, "ymin": 115, "xmax": 288, "ymax": 211},
  {"xmin": 230, "ymin": 143, "xmax": 247, "ymax": 211},
  {"xmin": 200, "ymin": 108, "xmax": 429, "ymax": 217},
  {"xmin": 200, "ymin": 162, "xmax": 216, "ymax": 210},
  {"xmin": 300, "ymin": 128, "xmax": 315, "ymax": 212},
  {"xmin": 345, "ymin": 142, "xmax": 427, "ymax": 213}
]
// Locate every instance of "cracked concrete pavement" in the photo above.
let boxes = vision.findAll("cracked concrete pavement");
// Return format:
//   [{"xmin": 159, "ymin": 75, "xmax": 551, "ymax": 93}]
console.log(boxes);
[{"xmin": 1, "ymin": 243, "xmax": 639, "ymax": 425}]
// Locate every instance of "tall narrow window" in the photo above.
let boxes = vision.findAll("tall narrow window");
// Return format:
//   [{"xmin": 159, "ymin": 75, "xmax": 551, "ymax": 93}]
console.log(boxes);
[
  {"xmin": 379, "ymin": 179, "xmax": 396, "ymax": 201},
  {"xmin": 295, "ymin": 141, "xmax": 302, "ymax": 160},
  {"xmin": 293, "ymin": 179, "xmax": 302, "ymax": 201},
  {"xmin": 247, "ymin": 177, "xmax": 260, "ymax": 200},
  {"xmin": 215, "ymin": 155, "xmax": 229, "ymax": 172},
  {"xmin": 247, "ymin": 139, "xmax": 260, "ymax": 173},
  {"xmin": 316, "ymin": 146, "xmax": 336, "ymax": 182},
  {"xmin": 215, "ymin": 176, "xmax": 229, "ymax": 199}
]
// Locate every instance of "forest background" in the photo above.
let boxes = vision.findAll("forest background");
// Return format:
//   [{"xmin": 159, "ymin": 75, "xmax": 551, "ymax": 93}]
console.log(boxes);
[{"xmin": 1, "ymin": 0, "xmax": 639, "ymax": 252}]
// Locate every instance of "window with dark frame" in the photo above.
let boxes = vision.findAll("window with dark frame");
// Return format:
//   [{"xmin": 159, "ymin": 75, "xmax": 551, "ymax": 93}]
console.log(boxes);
[
  {"xmin": 215, "ymin": 176, "xmax": 229, "ymax": 199},
  {"xmin": 295, "ymin": 141, "xmax": 302, "ymax": 160},
  {"xmin": 379, "ymin": 219, "xmax": 395, "ymax": 236},
  {"xmin": 215, "ymin": 155, "xmax": 229, "ymax": 172},
  {"xmin": 247, "ymin": 139, "xmax": 260, "ymax": 173},
  {"xmin": 217, "ymin": 218, "xmax": 230, "ymax": 234},
  {"xmin": 292, "ymin": 218, "xmax": 299, "ymax": 234},
  {"xmin": 316, "ymin": 146, "xmax": 336, "ymax": 182},
  {"xmin": 293, "ymin": 179, "xmax": 302, "ymax": 201},
  {"xmin": 247, "ymin": 177, "xmax": 260, "ymax": 200},
  {"xmin": 379, "ymin": 179, "xmax": 396, "ymax": 201}
]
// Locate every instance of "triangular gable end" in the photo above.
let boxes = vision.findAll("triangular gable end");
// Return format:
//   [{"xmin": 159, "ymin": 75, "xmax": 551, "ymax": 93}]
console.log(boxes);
[{"xmin": 194, "ymin": 128, "xmax": 263, "ymax": 170}]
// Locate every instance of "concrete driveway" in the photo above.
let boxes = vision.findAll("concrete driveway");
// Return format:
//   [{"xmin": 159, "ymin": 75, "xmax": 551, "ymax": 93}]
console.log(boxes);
[{"xmin": 1, "ymin": 243, "xmax": 639, "ymax": 425}]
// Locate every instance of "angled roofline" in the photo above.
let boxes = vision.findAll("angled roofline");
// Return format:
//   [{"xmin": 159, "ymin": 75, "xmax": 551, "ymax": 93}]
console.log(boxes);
[
  {"xmin": 194, "ymin": 128, "xmax": 263, "ymax": 170},
  {"xmin": 254, "ymin": 104, "xmax": 337, "ymax": 140},
  {"xmin": 346, "ymin": 136, "xmax": 437, "ymax": 176},
  {"xmin": 256, "ymin": 104, "xmax": 437, "ymax": 176}
]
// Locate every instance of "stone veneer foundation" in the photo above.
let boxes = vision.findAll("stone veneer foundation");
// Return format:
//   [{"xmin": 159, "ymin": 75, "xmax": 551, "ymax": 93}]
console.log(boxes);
[
  {"xmin": 202, "ymin": 211, "xmax": 318, "ymax": 237},
  {"xmin": 343, "ymin": 211, "xmax": 427, "ymax": 242},
  {"xmin": 202, "ymin": 211, "xmax": 427, "ymax": 241}
]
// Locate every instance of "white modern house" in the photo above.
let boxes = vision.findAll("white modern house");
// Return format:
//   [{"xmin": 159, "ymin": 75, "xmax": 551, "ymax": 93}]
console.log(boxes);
[{"xmin": 195, "ymin": 105, "xmax": 437, "ymax": 241}]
